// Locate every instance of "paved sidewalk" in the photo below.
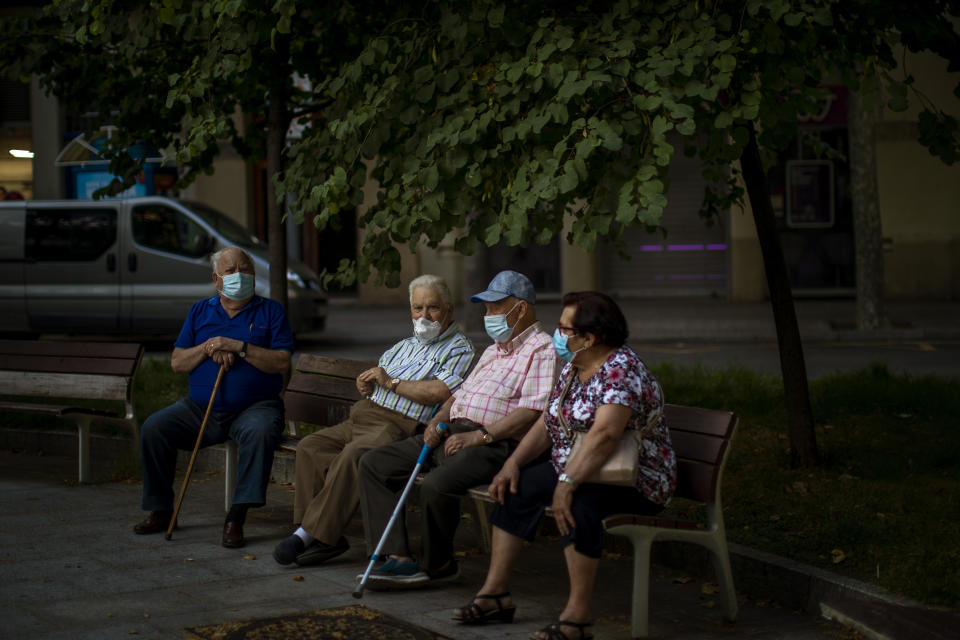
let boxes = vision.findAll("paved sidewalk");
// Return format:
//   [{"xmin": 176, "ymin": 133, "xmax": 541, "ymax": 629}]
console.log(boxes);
[{"xmin": 1, "ymin": 450, "xmax": 866, "ymax": 640}]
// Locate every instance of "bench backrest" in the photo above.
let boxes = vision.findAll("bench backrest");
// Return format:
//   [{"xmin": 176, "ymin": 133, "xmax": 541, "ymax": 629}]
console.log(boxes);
[
  {"xmin": 284, "ymin": 354, "xmax": 375, "ymax": 428},
  {"xmin": 0, "ymin": 339, "xmax": 144, "ymax": 419},
  {"xmin": 663, "ymin": 403, "xmax": 738, "ymax": 505}
]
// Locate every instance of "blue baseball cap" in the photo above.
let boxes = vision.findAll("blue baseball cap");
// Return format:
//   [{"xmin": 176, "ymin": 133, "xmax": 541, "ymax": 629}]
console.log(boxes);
[{"xmin": 470, "ymin": 270, "xmax": 536, "ymax": 304}]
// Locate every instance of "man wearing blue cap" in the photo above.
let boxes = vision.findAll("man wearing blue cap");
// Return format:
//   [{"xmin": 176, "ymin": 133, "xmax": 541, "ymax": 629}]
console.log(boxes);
[{"xmin": 356, "ymin": 270, "xmax": 557, "ymax": 589}]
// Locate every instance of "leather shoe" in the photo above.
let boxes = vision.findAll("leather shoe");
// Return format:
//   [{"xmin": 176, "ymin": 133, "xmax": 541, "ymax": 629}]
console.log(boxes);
[
  {"xmin": 134, "ymin": 511, "xmax": 174, "ymax": 535},
  {"xmin": 222, "ymin": 521, "xmax": 245, "ymax": 548}
]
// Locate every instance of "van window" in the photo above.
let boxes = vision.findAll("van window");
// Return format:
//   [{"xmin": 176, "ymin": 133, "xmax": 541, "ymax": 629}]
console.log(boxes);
[
  {"xmin": 132, "ymin": 204, "xmax": 212, "ymax": 258},
  {"xmin": 26, "ymin": 208, "xmax": 117, "ymax": 261},
  {"xmin": 181, "ymin": 200, "xmax": 263, "ymax": 248}
]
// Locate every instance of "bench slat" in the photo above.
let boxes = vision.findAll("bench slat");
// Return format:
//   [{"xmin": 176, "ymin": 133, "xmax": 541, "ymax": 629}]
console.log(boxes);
[
  {"xmin": 669, "ymin": 430, "xmax": 728, "ymax": 465},
  {"xmin": 294, "ymin": 353, "xmax": 371, "ymax": 379},
  {"xmin": 0, "ymin": 371, "xmax": 131, "ymax": 401},
  {"xmin": 285, "ymin": 376, "xmax": 363, "ymax": 402},
  {"xmin": 664, "ymin": 404, "xmax": 735, "ymax": 437},
  {"xmin": 0, "ymin": 354, "xmax": 139, "ymax": 377},
  {"xmin": 602, "ymin": 513, "xmax": 700, "ymax": 530},
  {"xmin": 284, "ymin": 391, "xmax": 355, "ymax": 427},
  {"xmin": 0, "ymin": 401, "xmax": 122, "ymax": 419},
  {"xmin": 0, "ymin": 339, "xmax": 142, "ymax": 360},
  {"xmin": 675, "ymin": 458, "xmax": 720, "ymax": 503}
]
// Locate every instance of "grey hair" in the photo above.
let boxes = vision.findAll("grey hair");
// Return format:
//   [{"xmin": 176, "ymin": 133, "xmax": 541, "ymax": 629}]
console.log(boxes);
[
  {"xmin": 409, "ymin": 274, "xmax": 453, "ymax": 308},
  {"xmin": 210, "ymin": 247, "xmax": 251, "ymax": 273}
]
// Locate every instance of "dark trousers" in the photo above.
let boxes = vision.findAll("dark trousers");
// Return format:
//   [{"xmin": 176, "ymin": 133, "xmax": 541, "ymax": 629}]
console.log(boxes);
[
  {"xmin": 358, "ymin": 420, "xmax": 513, "ymax": 572},
  {"xmin": 140, "ymin": 396, "xmax": 284, "ymax": 511},
  {"xmin": 489, "ymin": 459, "xmax": 662, "ymax": 558}
]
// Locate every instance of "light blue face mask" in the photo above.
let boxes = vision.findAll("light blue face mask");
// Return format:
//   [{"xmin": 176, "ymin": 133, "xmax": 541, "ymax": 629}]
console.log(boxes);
[
  {"xmin": 552, "ymin": 328, "xmax": 584, "ymax": 362},
  {"xmin": 219, "ymin": 271, "xmax": 255, "ymax": 300},
  {"xmin": 484, "ymin": 301, "xmax": 521, "ymax": 343}
]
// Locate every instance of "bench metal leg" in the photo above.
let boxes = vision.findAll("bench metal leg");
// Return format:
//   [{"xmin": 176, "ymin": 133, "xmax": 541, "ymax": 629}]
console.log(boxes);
[
  {"xmin": 624, "ymin": 532, "xmax": 655, "ymax": 638},
  {"xmin": 224, "ymin": 440, "xmax": 238, "ymax": 512},
  {"xmin": 707, "ymin": 539, "xmax": 738, "ymax": 622},
  {"xmin": 470, "ymin": 495, "xmax": 492, "ymax": 554},
  {"xmin": 75, "ymin": 417, "xmax": 92, "ymax": 483}
]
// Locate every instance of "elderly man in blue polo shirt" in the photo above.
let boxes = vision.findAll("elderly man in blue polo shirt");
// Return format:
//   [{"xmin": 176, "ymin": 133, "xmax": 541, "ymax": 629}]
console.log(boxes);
[
  {"xmin": 133, "ymin": 246, "xmax": 294, "ymax": 548},
  {"xmin": 272, "ymin": 274, "xmax": 475, "ymax": 567}
]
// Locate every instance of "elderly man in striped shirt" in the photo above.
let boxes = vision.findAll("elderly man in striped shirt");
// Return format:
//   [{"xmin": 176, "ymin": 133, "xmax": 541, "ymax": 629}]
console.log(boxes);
[
  {"xmin": 273, "ymin": 274, "xmax": 475, "ymax": 567},
  {"xmin": 356, "ymin": 270, "xmax": 556, "ymax": 588}
]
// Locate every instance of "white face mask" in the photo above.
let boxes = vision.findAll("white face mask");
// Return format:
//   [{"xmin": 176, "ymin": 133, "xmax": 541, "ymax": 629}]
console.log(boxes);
[
  {"xmin": 413, "ymin": 316, "xmax": 443, "ymax": 342},
  {"xmin": 219, "ymin": 271, "xmax": 255, "ymax": 300}
]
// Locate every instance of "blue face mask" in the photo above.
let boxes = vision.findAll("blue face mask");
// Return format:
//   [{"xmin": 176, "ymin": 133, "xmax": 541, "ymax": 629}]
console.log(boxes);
[
  {"xmin": 484, "ymin": 301, "xmax": 521, "ymax": 343},
  {"xmin": 219, "ymin": 271, "xmax": 255, "ymax": 300},
  {"xmin": 552, "ymin": 328, "xmax": 584, "ymax": 362}
]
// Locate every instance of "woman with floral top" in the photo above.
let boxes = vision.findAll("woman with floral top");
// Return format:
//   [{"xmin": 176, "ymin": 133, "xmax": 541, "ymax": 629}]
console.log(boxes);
[{"xmin": 452, "ymin": 291, "xmax": 677, "ymax": 640}]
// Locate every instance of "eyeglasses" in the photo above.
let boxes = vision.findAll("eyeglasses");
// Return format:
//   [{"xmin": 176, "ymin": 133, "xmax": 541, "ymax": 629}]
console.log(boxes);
[{"xmin": 556, "ymin": 324, "xmax": 578, "ymax": 337}]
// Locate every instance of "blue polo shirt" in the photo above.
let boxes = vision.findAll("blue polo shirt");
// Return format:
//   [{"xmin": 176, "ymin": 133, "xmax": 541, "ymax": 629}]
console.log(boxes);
[{"xmin": 175, "ymin": 295, "xmax": 294, "ymax": 412}]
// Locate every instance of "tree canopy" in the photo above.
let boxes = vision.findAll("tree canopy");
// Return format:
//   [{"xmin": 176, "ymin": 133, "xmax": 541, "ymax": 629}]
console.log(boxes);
[
  {"xmin": 3, "ymin": 0, "xmax": 958, "ymax": 467},
  {"xmin": 278, "ymin": 0, "xmax": 959, "ymax": 288}
]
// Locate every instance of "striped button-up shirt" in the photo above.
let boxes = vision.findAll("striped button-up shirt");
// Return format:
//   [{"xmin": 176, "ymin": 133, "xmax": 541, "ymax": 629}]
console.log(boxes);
[
  {"xmin": 369, "ymin": 322, "xmax": 475, "ymax": 423},
  {"xmin": 449, "ymin": 322, "xmax": 556, "ymax": 429}
]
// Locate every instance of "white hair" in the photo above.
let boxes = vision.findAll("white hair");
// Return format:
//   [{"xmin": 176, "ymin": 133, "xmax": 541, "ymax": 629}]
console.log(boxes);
[
  {"xmin": 409, "ymin": 274, "xmax": 453, "ymax": 308},
  {"xmin": 210, "ymin": 247, "xmax": 252, "ymax": 273}
]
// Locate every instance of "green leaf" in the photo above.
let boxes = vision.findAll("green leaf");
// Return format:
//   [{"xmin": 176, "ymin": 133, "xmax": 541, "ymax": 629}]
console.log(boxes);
[
  {"xmin": 560, "ymin": 161, "xmax": 579, "ymax": 193},
  {"xmin": 484, "ymin": 223, "xmax": 502, "ymax": 246},
  {"xmin": 715, "ymin": 111, "xmax": 733, "ymax": 129}
]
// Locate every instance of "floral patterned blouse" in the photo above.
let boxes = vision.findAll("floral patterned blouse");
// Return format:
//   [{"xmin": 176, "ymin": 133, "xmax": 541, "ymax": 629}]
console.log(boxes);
[{"xmin": 544, "ymin": 345, "xmax": 677, "ymax": 506}]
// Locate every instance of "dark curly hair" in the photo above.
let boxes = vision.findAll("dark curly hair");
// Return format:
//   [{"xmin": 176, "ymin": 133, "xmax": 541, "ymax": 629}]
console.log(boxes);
[{"xmin": 561, "ymin": 291, "xmax": 628, "ymax": 347}]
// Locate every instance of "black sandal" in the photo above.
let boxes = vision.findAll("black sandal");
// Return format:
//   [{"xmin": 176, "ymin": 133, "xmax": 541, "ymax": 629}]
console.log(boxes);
[
  {"xmin": 530, "ymin": 619, "xmax": 594, "ymax": 640},
  {"xmin": 451, "ymin": 592, "xmax": 516, "ymax": 625}
]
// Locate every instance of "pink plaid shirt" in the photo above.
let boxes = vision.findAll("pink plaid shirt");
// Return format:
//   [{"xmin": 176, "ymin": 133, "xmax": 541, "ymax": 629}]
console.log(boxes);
[{"xmin": 449, "ymin": 322, "xmax": 556, "ymax": 429}]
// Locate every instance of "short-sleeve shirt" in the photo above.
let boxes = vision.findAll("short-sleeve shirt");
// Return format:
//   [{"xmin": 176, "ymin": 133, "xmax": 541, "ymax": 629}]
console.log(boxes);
[
  {"xmin": 449, "ymin": 322, "xmax": 556, "ymax": 429},
  {"xmin": 175, "ymin": 295, "xmax": 294, "ymax": 413},
  {"xmin": 369, "ymin": 322, "xmax": 475, "ymax": 423},
  {"xmin": 544, "ymin": 345, "xmax": 677, "ymax": 505}
]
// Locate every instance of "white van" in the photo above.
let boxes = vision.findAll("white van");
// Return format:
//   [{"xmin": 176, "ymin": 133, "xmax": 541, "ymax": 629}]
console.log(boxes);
[{"xmin": 0, "ymin": 197, "xmax": 327, "ymax": 336}]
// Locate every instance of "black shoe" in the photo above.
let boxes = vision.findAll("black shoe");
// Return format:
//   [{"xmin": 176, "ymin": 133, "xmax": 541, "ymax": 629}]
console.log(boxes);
[
  {"xmin": 222, "ymin": 521, "xmax": 245, "ymax": 548},
  {"xmin": 295, "ymin": 537, "xmax": 349, "ymax": 566},
  {"xmin": 273, "ymin": 534, "xmax": 306, "ymax": 565},
  {"xmin": 133, "ymin": 511, "xmax": 174, "ymax": 535}
]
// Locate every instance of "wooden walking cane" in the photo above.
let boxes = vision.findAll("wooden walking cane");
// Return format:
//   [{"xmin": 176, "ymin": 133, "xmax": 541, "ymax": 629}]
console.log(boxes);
[{"xmin": 166, "ymin": 364, "xmax": 226, "ymax": 540}]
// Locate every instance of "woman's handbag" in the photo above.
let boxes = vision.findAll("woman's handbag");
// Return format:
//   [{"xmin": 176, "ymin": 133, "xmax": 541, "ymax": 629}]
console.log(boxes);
[{"xmin": 556, "ymin": 372, "xmax": 661, "ymax": 487}]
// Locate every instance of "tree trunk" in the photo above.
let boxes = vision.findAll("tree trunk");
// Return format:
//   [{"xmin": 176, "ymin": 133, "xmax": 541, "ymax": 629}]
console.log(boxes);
[
  {"xmin": 266, "ymin": 36, "xmax": 291, "ymax": 309},
  {"xmin": 740, "ymin": 126, "xmax": 820, "ymax": 468},
  {"xmin": 849, "ymin": 87, "xmax": 886, "ymax": 330}
]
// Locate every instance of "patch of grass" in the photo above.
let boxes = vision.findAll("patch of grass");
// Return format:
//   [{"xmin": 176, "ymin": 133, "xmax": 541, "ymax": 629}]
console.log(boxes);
[{"xmin": 650, "ymin": 362, "xmax": 960, "ymax": 611}]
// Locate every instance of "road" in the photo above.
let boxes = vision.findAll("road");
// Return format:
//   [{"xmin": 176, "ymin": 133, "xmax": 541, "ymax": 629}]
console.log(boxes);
[{"xmin": 295, "ymin": 333, "xmax": 960, "ymax": 379}]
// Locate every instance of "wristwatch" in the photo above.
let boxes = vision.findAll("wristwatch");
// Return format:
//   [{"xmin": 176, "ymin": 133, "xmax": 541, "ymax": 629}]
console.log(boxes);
[
  {"xmin": 478, "ymin": 427, "xmax": 494, "ymax": 445},
  {"xmin": 390, "ymin": 378, "xmax": 401, "ymax": 391},
  {"xmin": 238, "ymin": 342, "xmax": 247, "ymax": 358},
  {"xmin": 558, "ymin": 472, "xmax": 579, "ymax": 489}
]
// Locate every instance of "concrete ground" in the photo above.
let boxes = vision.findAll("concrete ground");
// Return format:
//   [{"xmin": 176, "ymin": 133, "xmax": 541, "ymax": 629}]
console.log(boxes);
[
  {"xmin": 4, "ymin": 296, "xmax": 960, "ymax": 639},
  {"xmin": 0, "ymin": 449, "xmax": 868, "ymax": 640}
]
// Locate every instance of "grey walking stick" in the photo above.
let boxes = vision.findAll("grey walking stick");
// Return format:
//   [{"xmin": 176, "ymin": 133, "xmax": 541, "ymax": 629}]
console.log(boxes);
[
  {"xmin": 353, "ymin": 421, "xmax": 448, "ymax": 598},
  {"xmin": 166, "ymin": 364, "xmax": 225, "ymax": 540}
]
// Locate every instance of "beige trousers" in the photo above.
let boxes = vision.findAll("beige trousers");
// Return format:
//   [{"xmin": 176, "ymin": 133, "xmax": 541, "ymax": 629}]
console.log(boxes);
[{"xmin": 293, "ymin": 399, "xmax": 419, "ymax": 544}]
